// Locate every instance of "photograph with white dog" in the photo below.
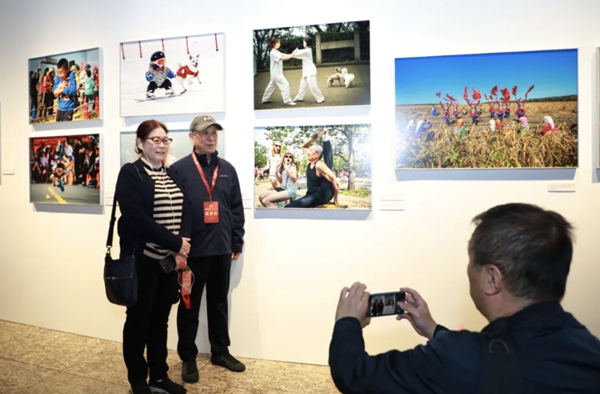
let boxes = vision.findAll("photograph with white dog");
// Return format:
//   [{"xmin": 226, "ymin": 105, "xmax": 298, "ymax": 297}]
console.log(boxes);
[
  {"xmin": 120, "ymin": 33, "xmax": 224, "ymax": 117},
  {"xmin": 253, "ymin": 21, "xmax": 370, "ymax": 110},
  {"xmin": 120, "ymin": 128, "xmax": 224, "ymax": 167}
]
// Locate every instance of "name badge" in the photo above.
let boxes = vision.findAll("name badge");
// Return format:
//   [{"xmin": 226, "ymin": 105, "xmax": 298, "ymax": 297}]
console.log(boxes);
[
  {"xmin": 181, "ymin": 270, "xmax": 192, "ymax": 296},
  {"xmin": 204, "ymin": 201, "xmax": 219, "ymax": 223}
]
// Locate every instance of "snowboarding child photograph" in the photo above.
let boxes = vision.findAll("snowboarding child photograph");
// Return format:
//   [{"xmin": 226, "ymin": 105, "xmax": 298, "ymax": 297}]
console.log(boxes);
[{"xmin": 120, "ymin": 33, "xmax": 224, "ymax": 117}]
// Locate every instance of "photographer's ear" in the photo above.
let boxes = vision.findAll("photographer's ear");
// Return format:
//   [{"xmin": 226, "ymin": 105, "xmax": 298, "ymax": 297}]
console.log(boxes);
[{"xmin": 485, "ymin": 266, "xmax": 502, "ymax": 295}]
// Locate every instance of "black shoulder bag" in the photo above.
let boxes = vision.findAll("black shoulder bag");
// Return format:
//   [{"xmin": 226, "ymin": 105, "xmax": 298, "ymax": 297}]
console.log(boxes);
[
  {"xmin": 477, "ymin": 320, "xmax": 521, "ymax": 394},
  {"xmin": 103, "ymin": 196, "xmax": 137, "ymax": 307}
]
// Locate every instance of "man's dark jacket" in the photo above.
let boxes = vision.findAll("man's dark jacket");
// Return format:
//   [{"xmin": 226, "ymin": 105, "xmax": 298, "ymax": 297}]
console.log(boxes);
[
  {"xmin": 329, "ymin": 302, "xmax": 600, "ymax": 393},
  {"xmin": 170, "ymin": 152, "xmax": 244, "ymax": 257}
]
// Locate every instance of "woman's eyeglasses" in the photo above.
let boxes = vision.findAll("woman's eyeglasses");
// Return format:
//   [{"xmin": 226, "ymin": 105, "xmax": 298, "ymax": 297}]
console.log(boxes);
[
  {"xmin": 145, "ymin": 137, "xmax": 173, "ymax": 145},
  {"xmin": 284, "ymin": 156, "xmax": 293, "ymax": 159},
  {"xmin": 274, "ymin": 144, "xmax": 281, "ymax": 147}
]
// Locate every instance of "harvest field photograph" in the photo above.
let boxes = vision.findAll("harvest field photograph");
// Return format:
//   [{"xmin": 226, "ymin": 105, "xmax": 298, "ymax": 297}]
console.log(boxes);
[{"xmin": 395, "ymin": 49, "xmax": 578, "ymax": 169}]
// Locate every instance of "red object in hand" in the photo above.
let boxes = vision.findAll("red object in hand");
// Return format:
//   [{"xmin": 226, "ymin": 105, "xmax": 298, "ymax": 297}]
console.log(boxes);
[{"xmin": 180, "ymin": 270, "xmax": 192, "ymax": 309}]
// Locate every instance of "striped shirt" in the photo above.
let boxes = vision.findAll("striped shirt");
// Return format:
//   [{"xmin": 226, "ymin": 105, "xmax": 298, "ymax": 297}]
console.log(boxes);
[{"xmin": 140, "ymin": 159, "xmax": 184, "ymax": 260}]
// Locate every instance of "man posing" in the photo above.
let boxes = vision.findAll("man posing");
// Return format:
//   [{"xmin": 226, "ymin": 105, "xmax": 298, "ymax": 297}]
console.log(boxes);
[
  {"xmin": 330, "ymin": 203, "xmax": 600, "ymax": 393},
  {"xmin": 171, "ymin": 115, "xmax": 245, "ymax": 383},
  {"xmin": 285, "ymin": 129, "xmax": 339, "ymax": 208}
]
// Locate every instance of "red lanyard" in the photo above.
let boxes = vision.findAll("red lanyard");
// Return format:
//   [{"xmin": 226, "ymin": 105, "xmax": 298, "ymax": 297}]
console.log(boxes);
[{"xmin": 191, "ymin": 152, "xmax": 219, "ymax": 200}]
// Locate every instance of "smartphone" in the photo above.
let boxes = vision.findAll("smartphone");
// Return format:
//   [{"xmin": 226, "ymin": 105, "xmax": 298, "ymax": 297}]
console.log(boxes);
[
  {"xmin": 158, "ymin": 255, "xmax": 176, "ymax": 274},
  {"xmin": 367, "ymin": 291, "xmax": 405, "ymax": 317}
]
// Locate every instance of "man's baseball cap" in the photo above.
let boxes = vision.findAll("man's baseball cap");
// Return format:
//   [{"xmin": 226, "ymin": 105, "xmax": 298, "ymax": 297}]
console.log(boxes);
[{"xmin": 190, "ymin": 115, "xmax": 223, "ymax": 133}]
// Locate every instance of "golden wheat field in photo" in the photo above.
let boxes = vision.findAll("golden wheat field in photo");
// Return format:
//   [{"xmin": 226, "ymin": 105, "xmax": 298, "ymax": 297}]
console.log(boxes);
[{"xmin": 395, "ymin": 101, "xmax": 577, "ymax": 169}]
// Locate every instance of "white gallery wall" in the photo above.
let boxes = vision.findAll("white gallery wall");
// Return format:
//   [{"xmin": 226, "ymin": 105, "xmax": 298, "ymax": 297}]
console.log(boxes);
[{"xmin": 0, "ymin": 0, "xmax": 599, "ymax": 366}]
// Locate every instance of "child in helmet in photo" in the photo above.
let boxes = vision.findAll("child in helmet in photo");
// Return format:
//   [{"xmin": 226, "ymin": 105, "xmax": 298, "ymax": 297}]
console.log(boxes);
[
  {"xmin": 145, "ymin": 51, "xmax": 176, "ymax": 98},
  {"xmin": 50, "ymin": 162, "xmax": 67, "ymax": 192}
]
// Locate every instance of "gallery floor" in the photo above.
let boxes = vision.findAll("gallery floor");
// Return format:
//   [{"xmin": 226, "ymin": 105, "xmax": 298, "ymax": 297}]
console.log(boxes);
[{"xmin": 0, "ymin": 320, "xmax": 340, "ymax": 393}]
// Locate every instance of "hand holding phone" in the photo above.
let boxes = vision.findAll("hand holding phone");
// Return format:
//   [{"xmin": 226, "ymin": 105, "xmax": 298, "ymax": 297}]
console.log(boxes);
[
  {"xmin": 158, "ymin": 255, "xmax": 176, "ymax": 274},
  {"xmin": 396, "ymin": 287, "xmax": 437, "ymax": 339},
  {"xmin": 366, "ymin": 291, "xmax": 405, "ymax": 318}
]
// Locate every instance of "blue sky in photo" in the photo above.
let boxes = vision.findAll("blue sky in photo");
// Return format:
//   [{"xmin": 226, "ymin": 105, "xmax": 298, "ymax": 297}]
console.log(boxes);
[{"xmin": 395, "ymin": 49, "xmax": 577, "ymax": 105}]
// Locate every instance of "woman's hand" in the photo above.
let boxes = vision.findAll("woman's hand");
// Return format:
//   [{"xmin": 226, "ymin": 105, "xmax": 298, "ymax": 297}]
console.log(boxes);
[{"xmin": 179, "ymin": 237, "xmax": 191, "ymax": 257}]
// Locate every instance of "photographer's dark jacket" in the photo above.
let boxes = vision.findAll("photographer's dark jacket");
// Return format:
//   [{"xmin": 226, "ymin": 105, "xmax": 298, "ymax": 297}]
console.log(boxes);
[
  {"xmin": 170, "ymin": 152, "xmax": 244, "ymax": 257},
  {"xmin": 116, "ymin": 159, "xmax": 190, "ymax": 259},
  {"xmin": 329, "ymin": 302, "xmax": 600, "ymax": 393}
]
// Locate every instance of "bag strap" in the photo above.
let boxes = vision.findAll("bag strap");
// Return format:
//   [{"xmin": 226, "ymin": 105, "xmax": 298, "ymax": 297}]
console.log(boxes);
[
  {"xmin": 478, "ymin": 321, "xmax": 521, "ymax": 394},
  {"xmin": 106, "ymin": 197, "xmax": 118, "ymax": 251}
]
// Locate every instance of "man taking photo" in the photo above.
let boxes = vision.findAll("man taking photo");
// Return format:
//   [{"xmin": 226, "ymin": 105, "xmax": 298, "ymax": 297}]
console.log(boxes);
[{"xmin": 330, "ymin": 203, "xmax": 600, "ymax": 393}]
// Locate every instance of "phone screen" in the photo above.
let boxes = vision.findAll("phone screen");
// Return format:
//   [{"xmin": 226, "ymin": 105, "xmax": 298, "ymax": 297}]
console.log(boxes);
[{"xmin": 367, "ymin": 291, "xmax": 406, "ymax": 317}]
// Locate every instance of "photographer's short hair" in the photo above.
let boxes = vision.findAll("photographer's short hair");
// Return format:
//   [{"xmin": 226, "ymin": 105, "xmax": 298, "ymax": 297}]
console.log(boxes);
[{"xmin": 470, "ymin": 203, "xmax": 573, "ymax": 302}]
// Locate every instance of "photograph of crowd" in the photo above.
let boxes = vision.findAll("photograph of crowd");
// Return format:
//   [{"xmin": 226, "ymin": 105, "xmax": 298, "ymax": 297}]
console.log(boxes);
[
  {"xmin": 30, "ymin": 134, "xmax": 100, "ymax": 205},
  {"xmin": 28, "ymin": 48, "xmax": 100, "ymax": 124},
  {"xmin": 120, "ymin": 129, "xmax": 224, "ymax": 166},
  {"xmin": 395, "ymin": 49, "xmax": 578, "ymax": 169},
  {"xmin": 254, "ymin": 124, "xmax": 371, "ymax": 210},
  {"xmin": 254, "ymin": 20, "xmax": 370, "ymax": 110}
]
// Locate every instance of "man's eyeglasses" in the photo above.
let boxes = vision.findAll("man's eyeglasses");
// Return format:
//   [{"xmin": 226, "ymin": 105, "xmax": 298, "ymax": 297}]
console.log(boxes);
[{"xmin": 145, "ymin": 137, "xmax": 173, "ymax": 145}]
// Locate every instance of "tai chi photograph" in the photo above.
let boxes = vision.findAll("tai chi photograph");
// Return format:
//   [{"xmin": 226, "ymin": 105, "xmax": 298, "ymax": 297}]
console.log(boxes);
[
  {"xmin": 253, "ymin": 20, "xmax": 370, "ymax": 110},
  {"xmin": 254, "ymin": 124, "xmax": 371, "ymax": 210},
  {"xmin": 395, "ymin": 48, "xmax": 578, "ymax": 169}
]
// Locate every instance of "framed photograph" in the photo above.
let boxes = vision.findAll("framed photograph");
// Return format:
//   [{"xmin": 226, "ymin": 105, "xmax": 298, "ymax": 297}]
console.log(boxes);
[
  {"xmin": 30, "ymin": 134, "xmax": 101, "ymax": 205},
  {"xmin": 395, "ymin": 49, "xmax": 578, "ymax": 169},
  {"xmin": 253, "ymin": 20, "xmax": 370, "ymax": 110},
  {"xmin": 120, "ymin": 129, "xmax": 224, "ymax": 166},
  {"xmin": 254, "ymin": 124, "xmax": 371, "ymax": 210},
  {"xmin": 28, "ymin": 48, "xmax": 101, "ymax": 124},
  {"xmin": 120, "ymin": 33, "xmax": 224, "ymax": 117}
]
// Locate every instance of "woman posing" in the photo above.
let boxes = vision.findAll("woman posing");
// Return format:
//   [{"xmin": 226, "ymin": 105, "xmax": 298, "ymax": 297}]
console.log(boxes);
[
  {"xmin": 260, "ymin": 141, "xmax": 283, "ymax": 190},
  {"xmin": 115, "ymin": 119, "xmax": 191, "ymax": 394}
]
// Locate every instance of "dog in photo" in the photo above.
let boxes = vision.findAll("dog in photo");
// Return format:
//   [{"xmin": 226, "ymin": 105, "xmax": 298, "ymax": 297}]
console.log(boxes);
[
  {"xmin": 341, "ymin": 68, "xmax": 355, "ymax": 88},
  {"xmin": 327, "ymin": 67, "xmax": 342, "ymax": 88},
  {"xmin": 176, "ymin": 54, "xmax": 201, "ymax": 91}
]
